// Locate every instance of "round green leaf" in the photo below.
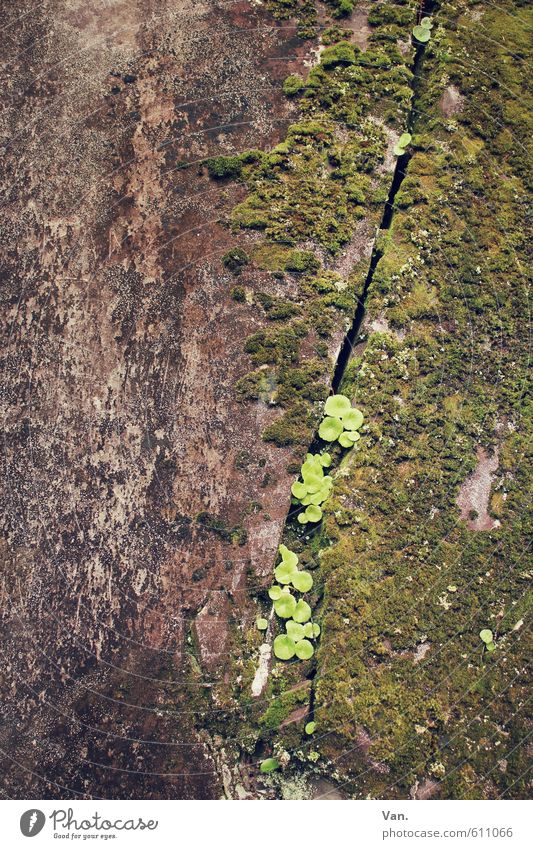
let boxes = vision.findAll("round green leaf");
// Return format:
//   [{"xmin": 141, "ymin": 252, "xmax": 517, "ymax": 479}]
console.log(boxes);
[
  {"xmin": 338, "ymin": 432, "xmax": 356, "ymax": 448},
  {"xmin": 324, "ymin": 394, "xmax": 352, "ymax": 417},
  {"xmin": 273, "ymin": 634, "xmax": 296, "ymax": 660},
  {"xmin": 320, "ymin": 452, "xmax": 332, "ymax": 467},
  {"xmin": 341, "ymin": 408, "xmax": 364, "ymax": 430},
  {"xmin": 420, "ymin": 16, "xmax": 433, "ymax": 28},
  {"xmin": 309, "ymin": 488, "xmax": 328, "ymax": 505},
  {"xmin": 305, "ymin": 721, "xmax": 316, "ymax": 735},
  {"xmin": 260, "ymin": 757, "xmax": 280, "ymax": 773},
  {"xmin": 256, "ymin": 617, "xmax": 268, "ymax": 631},
  {"xmin": 295, "ymin": 639, "xmax": 314, "ymax": 659},
  {"xmin": 303, "ymin": 622, "xmax": 314, "ymax": 638},
  {"xmin": 312, "ymin": 623, "xmax": 321, "ymax": 638},
  {"xmin": 486, "ymin": 641, "xmax": 496, "ymax": 652},
  {"xmin": 274, "ymin": 593, "xmax": 297, "ymax": 619},
  {"xmin": 301, "ymin": 458, "xmax": 323, "ymax": 480},
  {"xmin": 305, "ymin": 505, "xmax": 323, "ymax": 523},
  {"xmin": 275, "ymin": 561, "xmax": 297, "ymax": 584},
  {"xmin": 297, "ymin": 512, "xmax": 309, "ymax": 525},
  {"xmin": 293, "ymin": 599, "xmax": 312, "ymax": 623},
  {"xmin": 279, "ymin": 544, "xmax": 298, "ymax": 569},
  {"xmin": 286, "ymin": 620, "xmax": 305, "ymax": 641},
  {"xmin": 291, "ymin": 571, "xmax": 313, "ymax": 593},
  {"xmin": 413, "ymin": 25, "xmax": 431, "ymax": 42},
  {"xmin": 291, "ymin": 481, "xmax": 308, "ymax": 500},
  {"xmin": 304, "ymin": 473, "xmax": 325, "ymax": 493},
  {"xmin": 318, "ymin": 416, "xmax": 344, "ymax": 442},
  {"xmin": 268, "ymin": 585, "xmax": 282, "ymax": 600},
  {"xmin": 398, "ymin": 132, "xmax": 412, "ymax": 147},
  {"xmin": 480, "ymin": 629, "xmax": 493, "ymax": 644},
  {"xmin": 344, "ymin": 430, "xmax": 361, "ymax": 442},
  {"xmin": 393, "ymin": 143, "xmax": 407, "ymax": 156}
]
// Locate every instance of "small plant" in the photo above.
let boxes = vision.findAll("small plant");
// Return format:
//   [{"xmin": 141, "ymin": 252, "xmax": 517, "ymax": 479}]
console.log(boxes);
[
  {"xmin": 274, "ymin": 543, "xmax": 299, "ymax": 582},
  {"xmin": 274, "ymin": 592, "xmax": 297, "ymax": 619},
  {"xmin": 293, "ymin": 599, "xmax": 312, "ymax": 623},
  {"xmin": 265, "ymin": 544, "xmax": 321, "ymax": 662},
  {"xmin": 298, "ymin": 503, "xmax": 323, "ymax": 524},
  {"xmin": 412, "ymin": 16, "xmax": 433, "ymax": 43},
  {"xmin": 305, "ymin": 721, "xmax": 316, "ymax": 735},
  {"xmin": 295, "ymin": 639, "xmax": 314, "ymax": 659},
  {"xmin": 286, "ymin": 620, "xmax": 305, "ymax": 641},
  {"xmin": 291, "ymin": 571, "xmax": 313, "ymax": 592},
  {"xmin": 260, "ymin": 757, "xmax": 280, "ymax": 773},
  {"xmin": 291, "ymin": 452, "xmax": 334, "ymax": 524},
  {"xmin": 256, "ymin": 617, "xmax": 268, "ymax": 631},
  {"xmin": 393, "ymin": 132, "xmax": 412, "ymax": 157},
  {"xmin": 480, "ymin": 628, "xmax": 496, "ymax": 652},
  {"xmin": 318, "ymin": 394, "xmax": 365, "ymax": 449},
  {"xmin": 273, "ymin": 633, "xmax": 296, "ymax": 659}
]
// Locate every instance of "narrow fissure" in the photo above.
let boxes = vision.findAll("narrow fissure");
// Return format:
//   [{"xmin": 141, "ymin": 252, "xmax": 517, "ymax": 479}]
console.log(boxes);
[{"xmin": 332, "ymin": 0, "xmax": 435, "ymax": 391}]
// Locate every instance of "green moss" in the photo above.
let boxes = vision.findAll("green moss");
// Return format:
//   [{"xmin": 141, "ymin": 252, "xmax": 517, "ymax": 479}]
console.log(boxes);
[
  {"xmin": 321, "ymin": 41, "xmax": 358, "ymax": 69},
  {"xmin": 283, "ymin": 74, "xmax": 306, "ymax": 97},
  {"xmin": 222, "ymin": 247, "xmax": 250, "ymax": 273},
  {"xmin": 244, "ymin": 321, "xmax": 308, "ymax": 366},
  {"xmin": 203, "ymin": 0, "xmax": 529, "ymax": 801},
  {"xmin": 231, "ymin": 285, "xmax": 246, "ymax": 302},
  {"xmin": 284, "ymin": 250, "xmax": 320, "ymax": 274},
  {"xmin": 205, "ymin": 155, "xmax": 243, "ymax": 179},
  {"xmin": 218, "ymin": 0, "xmax": 532, "ymax": 801},
  {"xmin": 263, "ymin": 402, "xmax": 316, "ymax": 447},
  {"xmin": 304, "ymin": 0, "xmax": 533, "ymax": 799},
  {"xmin": 256, "ymin": 293, "xmax": 302, "ymax": 321}
]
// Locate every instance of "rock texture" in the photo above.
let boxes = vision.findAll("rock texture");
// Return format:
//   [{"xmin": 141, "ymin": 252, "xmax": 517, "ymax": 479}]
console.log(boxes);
[{"xmin": 0, "ymin": 0, "xmax": 315, "ymax": 799}]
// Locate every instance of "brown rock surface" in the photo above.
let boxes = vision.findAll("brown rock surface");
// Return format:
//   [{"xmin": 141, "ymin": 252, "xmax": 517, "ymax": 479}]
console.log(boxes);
[{"xmin": 0, "ymin": 0, "xmax": 314, "ymax": 799}]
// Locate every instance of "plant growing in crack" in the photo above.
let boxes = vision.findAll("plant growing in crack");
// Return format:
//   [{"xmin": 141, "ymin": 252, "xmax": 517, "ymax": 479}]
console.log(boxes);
[
  {"xmin": 260, "ymin": 757, "xmax": 280, "ymax": 773},
  {"xmin": 291, "ymin": 452, "xmax": 333, "ymax": 525},
  {"xmin": 287, "ymin": 397, "xmax": 365, "ymax": 525},
  {"xmin": 263, "ymin": 544, "xmax": 321, "ymax": 662},
  {"xmin": 318, "ymin": 393, "xmax": 364, "ymax": 450},
  {"xmin": 412, "ymin": 16, "xmax": 433, "ymax": 44},
  {"xmin": 480, "ymin": 628, "xmax": 496, "ymax": 653},
  {"xmin": 393, "ymin": 132, "xmax": 412, "ymax": 157}
]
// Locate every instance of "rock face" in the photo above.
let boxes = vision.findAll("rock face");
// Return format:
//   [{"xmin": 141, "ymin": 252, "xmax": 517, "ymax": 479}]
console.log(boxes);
[
  {"xmin": 0, "ymin": 0, "xmax": 316, "ymax": 798},
  {"xmin": 2, "ymin": 0, "xmax": 529, "ymax": 803}
]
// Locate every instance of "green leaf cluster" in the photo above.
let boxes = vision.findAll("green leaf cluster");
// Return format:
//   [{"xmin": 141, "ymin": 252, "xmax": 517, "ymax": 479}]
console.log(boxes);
[
  {"xmin": 291, "ymin": 452, "xmax": 334, "ymax": 525},
  {"xmin": 412, "ymin": 16, "xmax": 433, "ymax": 44},
  {"xmin": 269, "ymin": 545, "xmax": 321, "ymax": 661},
  {"xmin": 480, "ymin": 628, "xmax": 496, "ymax": 653},
  {"xmin": 318, "ymin": 394, "xmax": 364, "ymax": 449},
  {"xmin": 393, "ymin": 132, "xmax": 412, "ymax": 157}
]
